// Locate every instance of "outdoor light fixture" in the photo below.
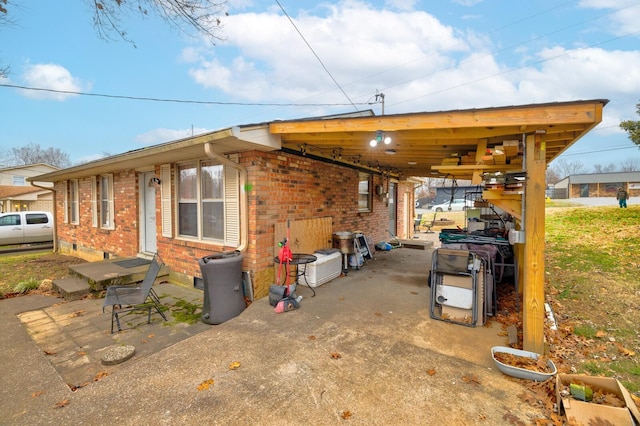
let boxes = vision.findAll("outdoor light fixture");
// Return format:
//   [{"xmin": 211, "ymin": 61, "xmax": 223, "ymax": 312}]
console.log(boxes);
[{"xmin": 369, "ymin": 130, "xmax": 392, "ymax": 147}]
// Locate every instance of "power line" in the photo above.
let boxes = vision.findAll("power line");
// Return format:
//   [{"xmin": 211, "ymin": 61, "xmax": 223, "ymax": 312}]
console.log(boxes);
[
  {"xmin": 274, "ymin": 0, "xmax": 359, "ymax": 112},
  {"xmin": 0, "ymin": 83, "xmax": 370, "ymax": 107}
]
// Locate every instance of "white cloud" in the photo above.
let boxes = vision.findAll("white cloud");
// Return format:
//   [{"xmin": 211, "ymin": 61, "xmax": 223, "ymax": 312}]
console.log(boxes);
[
  {"xmin": 20, "ymin": 64, "xmax": 86, "ymax": 101},
  {"xmin": 135, "ymin": 127, "xmax": 214, "ymax": 145},
  {"xmin": 579, "ymin": 1, "xmax": 640, "ymax": 37},
  {"xmin": 183, "ymin": 0, "xmax": 640, "ymax": 147},
  {"xmin": 189, "ymin": 2, "xmax": 468, "ymax": 107},
  {"xmin": 452, "ymin": 0, "xmax": 484, "ymax": 6}
]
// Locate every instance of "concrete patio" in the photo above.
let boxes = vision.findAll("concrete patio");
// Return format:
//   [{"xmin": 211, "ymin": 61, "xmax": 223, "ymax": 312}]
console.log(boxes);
[{"xmin": 0, "ymin": 237, "xmax": 547, "ymax": 425}]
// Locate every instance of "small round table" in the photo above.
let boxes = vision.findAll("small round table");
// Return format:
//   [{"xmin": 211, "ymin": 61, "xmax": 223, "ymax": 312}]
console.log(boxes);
[{"xmin": 274, "ymin": 253, "xmax": 317, "ymax": 297}]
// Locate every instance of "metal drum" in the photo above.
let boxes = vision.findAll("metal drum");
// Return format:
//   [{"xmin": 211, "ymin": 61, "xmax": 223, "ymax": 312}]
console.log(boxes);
[{"xmin": 333, "ymin": 231, "xmax": 355, "ymax": 254}]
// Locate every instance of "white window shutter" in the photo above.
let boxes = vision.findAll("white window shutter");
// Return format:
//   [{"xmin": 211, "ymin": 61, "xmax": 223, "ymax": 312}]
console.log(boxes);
[
  {"xmin": 161, "ymin": 164, "xmax": 173, "ymax": 237},
  {"xmin": 63, "ymin": 181, "xmax": 69, "ymax": 224},
  {"xmin": 224, "ymin": 164, "xmax": 240, "ymax": 247},
  {"xmin": 91, "ymin": 176, "xmax": 98, "ymax": 227}
]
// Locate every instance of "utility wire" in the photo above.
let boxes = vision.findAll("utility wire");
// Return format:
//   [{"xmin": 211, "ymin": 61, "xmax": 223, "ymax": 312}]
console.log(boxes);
[
  {"xmin": 0, "ymin": 83, "xmax": 371, "ymax": 107},
  {"xmin": 274, "ymin": 0, "xmax": 360, "ymax": 112}
]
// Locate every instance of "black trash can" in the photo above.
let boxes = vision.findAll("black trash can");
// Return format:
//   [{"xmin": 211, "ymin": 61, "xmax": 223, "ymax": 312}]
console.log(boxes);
[{"xmin": 199, "ymin": 251, "xmax": 245, "ymax": 325}]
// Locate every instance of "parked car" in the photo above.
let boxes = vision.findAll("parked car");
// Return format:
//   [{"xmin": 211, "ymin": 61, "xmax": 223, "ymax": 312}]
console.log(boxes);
[
  {"xmin": 430, "ymin": 199, "xmax": 473, "ymax": 212},
  {"xmin": 0, "ymin": 211, "xmax": 54, "ymax": 245},
  {"xmin": 415, "ymin": 197, "xmax": 432, "ymax": 209}
]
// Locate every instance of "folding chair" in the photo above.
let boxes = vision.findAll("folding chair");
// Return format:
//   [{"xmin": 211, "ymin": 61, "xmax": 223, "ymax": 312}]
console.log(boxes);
[{"xmin": 102, "ymin": 253, "xmax": 168, "ymax": 333}]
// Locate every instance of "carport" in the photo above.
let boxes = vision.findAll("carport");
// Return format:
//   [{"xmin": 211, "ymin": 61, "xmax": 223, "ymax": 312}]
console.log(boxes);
[{"xmin": 270, "ymin": 99, "xmax": 607, "ymax": 353}]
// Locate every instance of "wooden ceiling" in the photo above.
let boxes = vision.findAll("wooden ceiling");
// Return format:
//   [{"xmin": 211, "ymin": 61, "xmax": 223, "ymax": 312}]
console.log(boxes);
[{"xmin": 269, "ymin": 100, "xmax": 607, "ymax": 180}]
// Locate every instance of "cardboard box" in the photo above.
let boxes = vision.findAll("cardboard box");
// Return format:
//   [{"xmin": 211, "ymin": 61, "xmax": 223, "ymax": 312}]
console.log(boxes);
[{"xmin": 557, "ymin": 374, "xmax": 640, "ymax": 426}]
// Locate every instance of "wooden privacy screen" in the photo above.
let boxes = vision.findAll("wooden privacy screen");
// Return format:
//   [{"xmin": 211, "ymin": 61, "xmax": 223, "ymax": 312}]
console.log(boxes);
[{"xmin": 273, "ymin": 217, "xmax": 333, "ymax": 256}]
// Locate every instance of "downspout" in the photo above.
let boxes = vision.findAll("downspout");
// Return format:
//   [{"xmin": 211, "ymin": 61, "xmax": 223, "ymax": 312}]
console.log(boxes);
[
  {"xmin": 204, "ymin": 143, "xmax": 249, "ymax": 253},
  {"xmin": 29, "ymin": 181, "xmax": 58, "ymax": 253}
]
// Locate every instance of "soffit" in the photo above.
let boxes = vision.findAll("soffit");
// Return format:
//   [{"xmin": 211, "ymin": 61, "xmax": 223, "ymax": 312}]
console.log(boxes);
[{"xmin": 270, "ymin": 100, "xmax": 607, "ymax": 179}]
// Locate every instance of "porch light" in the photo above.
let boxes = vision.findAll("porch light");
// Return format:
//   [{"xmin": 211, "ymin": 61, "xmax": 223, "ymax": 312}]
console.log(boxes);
[{"xmin": 369, "ymin": 130, "xmax": 391, "ymax": 147}]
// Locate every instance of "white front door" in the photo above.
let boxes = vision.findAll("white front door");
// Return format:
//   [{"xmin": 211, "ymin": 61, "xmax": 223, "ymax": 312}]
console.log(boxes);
[{"xmin": 140, "ymin": 172, "xmax": 157, "ymax": 254}]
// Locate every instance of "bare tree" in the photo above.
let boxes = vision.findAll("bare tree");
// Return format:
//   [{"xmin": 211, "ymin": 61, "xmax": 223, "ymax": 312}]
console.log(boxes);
[
  {"xmin": 93, "ymin": 0, "xmax": 228, "ymax": 46},
  {"xmin": 546, "ymin": 167, "xmax": 561, "ymax": 185},
  {"xmin": 9, "ymin": 143, "xmax": 71, "ymax": 168},
  {"xmin": 593, "ymin": 163, "xmax": 617, "ymax": 174},
  {"xmin": 550, "ymin": 158, "xmax": 586, "ymax": 179},
  {"xmin": 1, "ymin": 1, "xmax": 227, "ymax": 48},
  {"xmin": 619, "ymin": 156, "xmax": 640, "ymax": 172}
]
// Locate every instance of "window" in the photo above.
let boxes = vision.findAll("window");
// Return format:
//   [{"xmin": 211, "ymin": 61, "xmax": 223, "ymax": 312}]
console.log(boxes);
[
  {"xmin": 66, "ymin": 179, "xmax": 79, "ymax": 224},
  {"xmin": 26, "ymin": 213, "xmax": 49, "ymax": 225},
  {"xmin": 12, "ymin": 176, "xmax": 25, "ymax": 186},
  {"xmin": 99, "ymin": 174, "xmax": 115, "ymax": 229},
  {"xmin": 358, "ymin": 172, "xmax": 372, "ymax": 212},
  {"xmin": 0, "ymin": 214, "xmax": 20, "ymax": 226},
  {"xmin": 177, "ymin": 161, "xmax": 226, "ymax": 241}
]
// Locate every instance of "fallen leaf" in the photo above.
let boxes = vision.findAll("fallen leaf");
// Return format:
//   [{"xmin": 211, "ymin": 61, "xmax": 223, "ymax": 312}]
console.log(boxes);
[
  {"xmin": 94, "ymin": 371, "xmax": 109, "ymax": 381},
  {"xmin": 462, "ymin": 374, "xmax": 480, "ymax": 385},
  {"xmin": 31, "ymin": 391, "xmax": 44, "ymax": 397},
  {"xmin": 43, "ymin": 350, "xmax": 56, "ymax": 355},
  {"xmin": 410, "ymin": 291, "xmax": 418, "ymax": 295},
  {"xmin": 341, "ymin": 410, "xmax": 352, "ymax": 419},
  {"xmin": 427, "ymin": 368, "xmax": 436, "ymax": 376},
  {"xmin": 54, "ymin": 399, "xmax": 70, "ymax": 409},
  {"xmin": 615, "ymin": 343, "xmax": 636, "ymax": 357},
  {"xmin": 595, "ymin": 330, "xmax": 607, "ymax": 338},
  {"xmin": 308, "ymin": 335, "xmax": 316, "ymax": 340},
  {"xmin": 330, "ymin": 352, "xmax": 342, "ymax": 359},
  {"xmin": 229, "ymin": 361, "xmax": 241, "ymax": 370},
  {"xmin": 67, "ymin": 310, "xmax": 85, "ymax": 318},
  {"xmin": 147, "ymin": 333, "xmax": 155, "ymax": 339},
  {"xmin": 197, "ymin": 379, "xmax": 214, "ymax": 391},
  {"xmin": 374, "ymin": 312, "xmax": 382, "ymax": 317}
]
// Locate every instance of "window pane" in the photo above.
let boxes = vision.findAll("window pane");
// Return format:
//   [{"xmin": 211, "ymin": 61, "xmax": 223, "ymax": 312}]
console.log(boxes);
[
  {"xmin": 202, "ymin": 201, "xmax": 224, "ymax": 239},
  {"xmin": 179, "ymin": 164, "xmax": 197, "ymax": 200},
  {"xmin": 178, "ymin": 203, "xmax": 197, "ymax": 236},
  {"xmin": 70, "ymin": 180, "xmax": 78, "ymax": 223},
  {"xmin": 100, "ymin": 176, "xmax": 110, "ymax": 227},
  {"xmin": 26, "ymin": 214, "xmax": 49, "ymax": 225},
  {"xmin": 202, "ymin": 163, "xmax": 223, "ymax": 199},
  {"xmin": 358, "ymin": 172, "xmax": 371, "ymax": 211}
]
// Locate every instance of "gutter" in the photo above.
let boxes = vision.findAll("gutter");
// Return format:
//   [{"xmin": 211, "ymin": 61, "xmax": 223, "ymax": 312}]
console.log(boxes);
[
  {"xmin": 28, "ymin": 181, "xmax": 58, "ymax": 253},
  {"xmin": 204, "ymin": 143, "xmax": 249, "ymax": 253}
]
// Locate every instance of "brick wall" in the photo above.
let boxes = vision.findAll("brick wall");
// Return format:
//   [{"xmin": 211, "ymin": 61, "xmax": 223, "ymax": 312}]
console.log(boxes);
[{"xmin": 55, "ymin": 150, "xmax": 410, "ymax": 297}]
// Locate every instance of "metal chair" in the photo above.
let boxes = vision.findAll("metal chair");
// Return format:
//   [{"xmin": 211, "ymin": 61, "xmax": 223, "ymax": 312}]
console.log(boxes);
[{"xmin": 102, "ymin": 253, "xmax": 168, "ymax": 333}]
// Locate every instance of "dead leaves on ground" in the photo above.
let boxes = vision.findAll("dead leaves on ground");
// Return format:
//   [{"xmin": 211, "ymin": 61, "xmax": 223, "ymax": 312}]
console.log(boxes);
[
  {"xmin": 340, "ymin": 410, "xmax": 352, "ymax": 419},
  {"xmin": 53, "ymin": 399, "xmax": 70, "ymax": 409},
  {"xmin": 197, "ymin": 378, "xmax": 215, "ymax": 391},
  {"xmin": 330, "ymin": 352, "xmax": 342, "ymax": 360}
]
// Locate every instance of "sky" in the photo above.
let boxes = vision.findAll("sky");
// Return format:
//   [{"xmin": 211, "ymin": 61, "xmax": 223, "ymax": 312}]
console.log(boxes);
[{"xmin": 1, "ymin": 0, "xmax": 640, "ymax": 173}]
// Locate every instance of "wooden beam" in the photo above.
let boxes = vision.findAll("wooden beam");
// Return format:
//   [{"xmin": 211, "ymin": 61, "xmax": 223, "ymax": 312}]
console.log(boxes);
[
  {"xmin": 522, "ymin": 133, "xmax": 546, "ymax": 353},
  {"xmin": 270, "ymin": 102, "xmax": 603, "ymax": 134}
]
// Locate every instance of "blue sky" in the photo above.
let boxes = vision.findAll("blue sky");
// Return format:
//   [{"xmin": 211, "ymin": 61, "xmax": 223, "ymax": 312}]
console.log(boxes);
[{"xmin": 1, "ymin": 0, "xmax": 640, "ymax": 173}]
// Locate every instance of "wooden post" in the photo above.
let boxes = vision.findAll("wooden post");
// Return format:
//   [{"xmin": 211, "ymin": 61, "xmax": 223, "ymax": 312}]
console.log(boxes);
[{"xmin": 523, "ymin": 132, "xmax": 546, "ymax": 353}]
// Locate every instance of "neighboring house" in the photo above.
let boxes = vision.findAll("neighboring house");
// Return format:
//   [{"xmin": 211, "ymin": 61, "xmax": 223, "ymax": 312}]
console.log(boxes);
[
  {"xmin": 30, "ymin": 100, "xmax": 607, "ymax": 353},
  {"xmin": 554, "ymin": 171, "xmax": 640, "ymax": 199},
  {"xmin": 0, "ymin": 164, "xmax": 59, "ymax": 212}
]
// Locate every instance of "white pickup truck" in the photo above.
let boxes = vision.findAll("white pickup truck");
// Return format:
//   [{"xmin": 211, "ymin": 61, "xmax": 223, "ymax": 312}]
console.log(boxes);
[{"xmin": 0, "ymin": 211, "xmax": 54, "ymax": 245}]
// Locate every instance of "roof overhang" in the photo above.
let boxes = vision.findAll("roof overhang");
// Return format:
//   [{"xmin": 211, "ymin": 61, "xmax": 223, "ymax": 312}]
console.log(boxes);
[
  {"xmin": 270, "ymin": 100, "xmax": 607, "ymax": 180},
  {"xmin": 29, "ymin": 125, "xmax": 281, "ymax": 182}
]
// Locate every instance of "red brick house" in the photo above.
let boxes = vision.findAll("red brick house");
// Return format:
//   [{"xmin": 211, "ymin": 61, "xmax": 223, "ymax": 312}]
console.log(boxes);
[{"xmin": 30, "ymin": 101, "xmax": 607, "ymax": 353}]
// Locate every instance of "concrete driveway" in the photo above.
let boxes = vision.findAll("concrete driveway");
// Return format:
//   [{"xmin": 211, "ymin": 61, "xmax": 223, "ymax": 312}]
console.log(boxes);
[{"xmin": 0, "ymin": 243, "xmax": 547, "ymax": 425}]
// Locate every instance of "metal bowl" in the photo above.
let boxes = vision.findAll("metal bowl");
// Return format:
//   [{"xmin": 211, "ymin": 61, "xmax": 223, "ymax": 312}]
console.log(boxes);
[{"xmin": 491, "ymin": 346, "xmax": 557, "ymax": 381}]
